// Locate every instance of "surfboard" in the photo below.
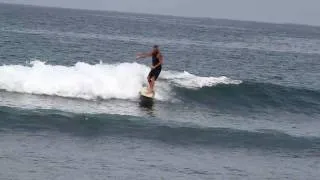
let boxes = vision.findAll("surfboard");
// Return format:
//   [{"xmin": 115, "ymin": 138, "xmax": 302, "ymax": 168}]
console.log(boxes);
[{"xmin": 139, "ymin": 87, "xmax": 155, "ymax": 99}]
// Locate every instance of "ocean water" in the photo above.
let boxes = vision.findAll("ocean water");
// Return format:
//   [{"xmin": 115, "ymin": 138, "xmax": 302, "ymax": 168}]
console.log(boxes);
[{"xmin": 0, "ymin": 3, "xmax": 320, "ymax": 180}]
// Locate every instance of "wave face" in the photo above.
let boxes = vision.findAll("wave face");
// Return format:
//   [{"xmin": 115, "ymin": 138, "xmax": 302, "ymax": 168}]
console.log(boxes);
[
  {"xmin": 0, "ymin": 61, "xmax": 319, "ymax": 114},
  {"xmin": 0, "ymin": 61, "xmax": 241, "ymax": 101},
  {"xmin": 177, "ymin": 82, "xmax": 320, "ymax": 113}
]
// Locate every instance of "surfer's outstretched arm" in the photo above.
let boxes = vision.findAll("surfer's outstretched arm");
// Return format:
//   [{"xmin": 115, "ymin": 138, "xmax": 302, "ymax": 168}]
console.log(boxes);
[{"xmin": 136, "ymin": 52, "xmax": 152, "ymax": 59}]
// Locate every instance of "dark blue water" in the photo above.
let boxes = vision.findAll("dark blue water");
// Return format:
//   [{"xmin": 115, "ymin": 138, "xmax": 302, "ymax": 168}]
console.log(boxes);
[{"xmin": 0, "ymin": 3, "xmax": 319, "ymax": 180}]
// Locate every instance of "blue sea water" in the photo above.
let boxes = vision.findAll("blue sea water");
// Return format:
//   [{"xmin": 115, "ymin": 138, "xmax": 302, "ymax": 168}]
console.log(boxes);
[{"xmin": 0, "ymin": 3, "xmax": 319, "ymax": 180}]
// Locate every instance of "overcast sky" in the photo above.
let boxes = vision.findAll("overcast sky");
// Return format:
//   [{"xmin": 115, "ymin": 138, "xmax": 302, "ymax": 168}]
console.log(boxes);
[{"xmin": 2, "ymin": 0, "xmax": 320, "ymax": 26}]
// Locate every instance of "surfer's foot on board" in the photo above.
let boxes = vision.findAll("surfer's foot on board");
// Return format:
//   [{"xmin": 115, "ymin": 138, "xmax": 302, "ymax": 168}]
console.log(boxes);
[{"xmin": 146, "ymin": 88, "xmax": 154, "ymax": 95}]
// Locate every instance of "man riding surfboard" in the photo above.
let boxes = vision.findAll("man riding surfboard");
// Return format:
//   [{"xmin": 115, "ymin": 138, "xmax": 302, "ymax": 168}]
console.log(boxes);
[{"xmin": 136, "ymin": 45, "xmax": 163, "ymax": 95}]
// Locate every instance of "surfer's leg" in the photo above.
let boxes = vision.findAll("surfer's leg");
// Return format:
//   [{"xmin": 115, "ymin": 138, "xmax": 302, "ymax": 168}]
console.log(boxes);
[
  {"xmin": 147, "ymin": 75, "xmax": 152, "ymax": 87},
  {"xmin": 147, "ymin": 71, "xmax": 153, "ymax": 90},
  {"xmin": 147, "ymin": 69, "xmax": 156, "ymax": 93},
  {"xmin": 147, "ymin": 68, "xmax": 160, "ymax": 94},
  {"xmin": 146, "ymin": 76, "xmax": 155, "ymax": 94},
  {"xmin": 149, "ymin": 76, "xmax": 155, "ymax": 93}
]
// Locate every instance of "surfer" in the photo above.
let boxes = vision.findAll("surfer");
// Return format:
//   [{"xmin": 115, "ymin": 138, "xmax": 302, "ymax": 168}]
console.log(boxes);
[{"xmin": 136, "ymin": 45, "xmax": 163, "ymax": 94}]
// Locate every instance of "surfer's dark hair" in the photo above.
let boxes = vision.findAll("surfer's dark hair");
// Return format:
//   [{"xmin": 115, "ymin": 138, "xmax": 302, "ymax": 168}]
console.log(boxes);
[{"xmin": 152, "ymin": 45, "xmax": 160, "ymax": 56}]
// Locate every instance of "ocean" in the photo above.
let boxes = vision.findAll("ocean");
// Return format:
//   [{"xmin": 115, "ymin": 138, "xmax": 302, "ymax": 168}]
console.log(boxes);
[{"xmin": 0, "ymin": 3, "xmax": 319, "ymax": 180}]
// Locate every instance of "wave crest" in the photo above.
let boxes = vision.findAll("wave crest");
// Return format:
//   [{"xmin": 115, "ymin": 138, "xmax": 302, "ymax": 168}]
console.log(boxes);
[{"xmin": 0, "ymin": 60, "xmax": 241, "ymax": 100}]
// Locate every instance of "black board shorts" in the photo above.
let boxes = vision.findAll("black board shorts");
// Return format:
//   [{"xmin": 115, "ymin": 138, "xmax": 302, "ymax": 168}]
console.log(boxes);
[{"xmin": 148, "ymin": 66, "xmax": 162, "ymax": 81}]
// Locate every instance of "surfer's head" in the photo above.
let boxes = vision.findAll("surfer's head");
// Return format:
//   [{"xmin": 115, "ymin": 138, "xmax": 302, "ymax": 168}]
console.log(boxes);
[{"xmin": 152, "ymin": 45, "xmax": 159, "ymax": 55}]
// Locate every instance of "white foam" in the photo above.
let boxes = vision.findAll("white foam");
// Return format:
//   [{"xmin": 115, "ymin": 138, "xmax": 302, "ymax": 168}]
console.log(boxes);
[
  {"xmin": 161, "ymin": 71, "xmax": 242, "ymax": 89},
  {"xmin": 0, "ymin": 61, "xmax": 242, "ymax": 101}
]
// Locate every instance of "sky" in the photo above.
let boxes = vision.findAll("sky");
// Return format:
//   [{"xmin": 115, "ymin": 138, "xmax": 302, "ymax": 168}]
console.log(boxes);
[{"xmin": 2, "ymin": 0, "xmax": 320, "ymax": 26}]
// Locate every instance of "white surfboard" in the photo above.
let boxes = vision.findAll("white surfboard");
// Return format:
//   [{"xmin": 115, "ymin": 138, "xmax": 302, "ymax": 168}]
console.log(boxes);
[{"xmin": 139, "ymin": 87, "xmax": 155, "ymax": 99}]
